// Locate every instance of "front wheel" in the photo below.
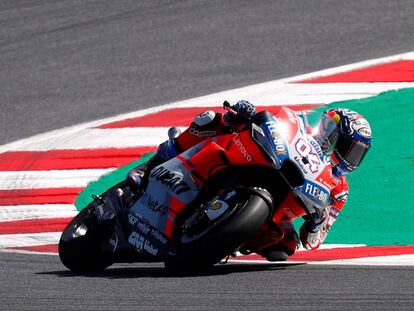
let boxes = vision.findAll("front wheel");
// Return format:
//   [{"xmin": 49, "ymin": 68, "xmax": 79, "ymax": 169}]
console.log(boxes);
[
  {"xmin": 58, "ymin": 204, "xmax": 114, "ymax": 272},
  {"xmin": 164, "ymin": 187, "xmax": 272, "ymax": 272}
]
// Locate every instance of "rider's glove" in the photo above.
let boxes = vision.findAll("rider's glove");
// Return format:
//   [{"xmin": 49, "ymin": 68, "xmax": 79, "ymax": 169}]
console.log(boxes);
[
  {"xmin": 224, "ymin": 100, "xmax": 257, "ymax": 124},
  {"xmin": 154, "ymin": 127, "xmax": 182, "ymax": 162},
  {"xmin": 155, "ymin": 139, "xmax": 178, "ymax": 162},
  {"xmin": 300, "ymin": 209, "xmax": 329, "ymax": 251}
]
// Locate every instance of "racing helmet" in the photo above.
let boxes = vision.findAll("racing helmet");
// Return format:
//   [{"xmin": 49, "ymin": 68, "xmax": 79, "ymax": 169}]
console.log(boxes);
[{"xmin": 316, "ymin": 108, "xmax": 372, "ymax": 176}]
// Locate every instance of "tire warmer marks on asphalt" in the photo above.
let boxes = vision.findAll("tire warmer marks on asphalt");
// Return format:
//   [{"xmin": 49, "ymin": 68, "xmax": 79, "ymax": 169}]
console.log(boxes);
[{"xmin": 1, "ymin": 53, "xmax": 414, "ymax": 264}]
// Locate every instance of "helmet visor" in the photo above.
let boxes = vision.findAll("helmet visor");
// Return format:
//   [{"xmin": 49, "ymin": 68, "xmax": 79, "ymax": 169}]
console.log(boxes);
[
  {"xmin": 335, "ymin": 133, "xmax": 370, "ymax": 167},
  {"xmin": 318, "ymin": 112, "xmax": 339, "ymax": 153}
]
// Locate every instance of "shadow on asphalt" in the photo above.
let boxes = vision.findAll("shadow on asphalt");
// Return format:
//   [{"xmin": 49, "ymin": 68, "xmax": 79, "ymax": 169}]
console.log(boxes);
[{"xmin": 39, "ymin": 262, "xmax": 306, "ymax": 279}]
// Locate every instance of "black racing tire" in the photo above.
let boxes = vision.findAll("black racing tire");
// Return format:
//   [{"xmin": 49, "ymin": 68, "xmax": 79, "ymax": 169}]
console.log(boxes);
[
  {"xmin": 164, "ymin": 188, "xmax": 272, "ymax": 273},
  {"xmin": 58, "ymin": 204, "xmax": 113, "ymax": 272}
]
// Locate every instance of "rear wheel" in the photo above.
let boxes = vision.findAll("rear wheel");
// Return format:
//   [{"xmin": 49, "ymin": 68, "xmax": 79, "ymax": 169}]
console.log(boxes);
[{"xmin": 164, "ymin": 187, "xmax": 272, "ymax": 273}]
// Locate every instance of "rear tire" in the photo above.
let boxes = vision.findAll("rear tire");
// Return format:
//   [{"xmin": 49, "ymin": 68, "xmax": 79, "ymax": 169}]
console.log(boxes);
[{"xmin": 164, "ymin": 188, "xmax": 272, "ymax": 273}]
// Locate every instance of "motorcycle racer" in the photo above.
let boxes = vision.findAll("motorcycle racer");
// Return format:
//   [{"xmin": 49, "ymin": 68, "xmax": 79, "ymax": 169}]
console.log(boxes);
[
  {"xmin": 258, "ymin": 108, "xmax": 372, "ymax": 261},
  {"xmin": 129, "ymin": 102, "xmax": 372, "ymax": 261}
]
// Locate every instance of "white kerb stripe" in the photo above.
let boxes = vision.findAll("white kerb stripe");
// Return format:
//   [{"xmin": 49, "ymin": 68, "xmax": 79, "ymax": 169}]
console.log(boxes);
[
  {"xmin": 0, "ymin": 232, "xmax": 61, "ymax": 248},
  {"xmin": 0, "ymin": 169, "xmax": 113, "ymax": 190},
  {"xmin": 3, "ymin": 127, "xmax": 185, "ymax": 151},
  {"xmin": 311, "ymin": 243, "xmax": 366, "ymax": 250},
  {"xmin": 0, "ymin": 204, "xmax": 78, "ymax": 222},
  {"xmin": 153, "ymin": 82, "xmax": 414, "ymax": 108}
]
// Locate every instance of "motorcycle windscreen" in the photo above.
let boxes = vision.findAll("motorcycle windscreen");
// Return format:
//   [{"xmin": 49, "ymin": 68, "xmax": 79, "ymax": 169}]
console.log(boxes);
[{"xmin": 250, "ymin": 122, "xmax": 289, "ymax": 169}]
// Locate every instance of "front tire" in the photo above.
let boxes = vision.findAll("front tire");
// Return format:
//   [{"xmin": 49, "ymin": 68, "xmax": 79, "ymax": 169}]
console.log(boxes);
[
  {"xmin": 164, "ymin": 187, "xmax": 272, "ymax": 272},
  {"xmin": 59, "ymin": 205, "xmax": 113, "ymax": 272}
]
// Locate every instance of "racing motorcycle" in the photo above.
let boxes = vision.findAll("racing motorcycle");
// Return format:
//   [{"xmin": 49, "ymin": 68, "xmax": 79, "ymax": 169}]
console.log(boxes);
[{"xmin": 59, "ymin": 105, "xmax": 333, "ymax": 272}]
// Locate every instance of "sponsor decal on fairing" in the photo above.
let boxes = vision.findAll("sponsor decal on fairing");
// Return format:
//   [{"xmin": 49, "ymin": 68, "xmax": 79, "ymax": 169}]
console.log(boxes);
[
  {"xmin": 188, "ymin": 127, "xmax": 216, "ymax": 137},
  {"xmin": 265, "ymin": 117, "xmax": 288, "ymax": 156},
  {"xmin": 128, "ymin": 231, "xmax": 159, "ymax": 256},
  {"xmin": 150, "ymin": 166, "xmax": 191, "ymax": 195},
  {"xmin": 233, "ymin": 135, "xmax": 252, "ymax": 161},
  {"xmin": 140, "ymin": 192, "xmax": 169, "ymax": 215},
  {"xmin": 127, "ymin": 212, "xmax": 168, "ymax": 254},
  {"xmin": 301, "ymin": 180, "xmax": 330, "ymax": 205}
]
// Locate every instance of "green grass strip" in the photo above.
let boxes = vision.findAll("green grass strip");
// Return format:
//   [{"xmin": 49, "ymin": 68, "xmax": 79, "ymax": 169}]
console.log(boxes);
[
  {"xmin": 74, "ymin": 152, "xmax": 155, "ymax": 211},
  {"xmin": 307, "ymin": 88, "xmax": 414, "ymax": 245}
]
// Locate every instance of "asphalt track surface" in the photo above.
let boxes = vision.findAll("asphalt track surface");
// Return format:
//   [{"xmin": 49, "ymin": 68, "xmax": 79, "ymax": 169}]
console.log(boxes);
[{"xmin": 1, "ymin": 1, "xmax": 414, "ymax": 310}]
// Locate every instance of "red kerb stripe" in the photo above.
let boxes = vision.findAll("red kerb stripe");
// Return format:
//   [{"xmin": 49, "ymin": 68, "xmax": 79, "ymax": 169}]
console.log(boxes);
[
  {"xmin": 233, "ymin": 246, "xmax": 414, "ymax": 262},
  {"xmin": 295, "ymin": 60, "xmax": 414, "ymax": 83},
  {"xmin": 7, "ymin": 244, "xmax": 58, "ymax": 253},
  {"xmin": 7, "ymin": 245, "xmax": 414, "ymax": 257},
  {"xmin": 0, "ymin": 217, "xmax": 72, "ymax": 234},
  {"xmin": 0, "ymin": 188, "xmax": 83, "ymax": 205},
  {"xmin": 290, "ymin": 245, "xmax": 414, "ymax": 261},
  {"xmin": 97, "ymin": 105, "xmax": 321, "ymax": 128},
  {"xmin": 0, "ymin": 147, "xmax": 156, "ymax": 171}
]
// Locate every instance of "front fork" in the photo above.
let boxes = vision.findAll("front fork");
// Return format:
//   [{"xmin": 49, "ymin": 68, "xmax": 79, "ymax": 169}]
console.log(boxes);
[{"xmin": 90, "ymin": 187, "xmax": 138, "ymax": 257}]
